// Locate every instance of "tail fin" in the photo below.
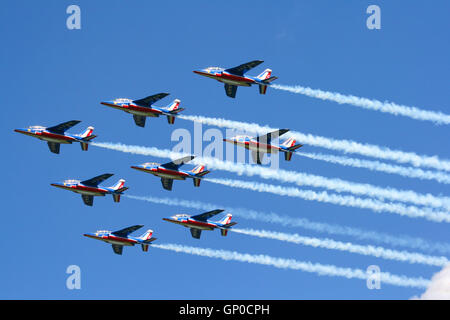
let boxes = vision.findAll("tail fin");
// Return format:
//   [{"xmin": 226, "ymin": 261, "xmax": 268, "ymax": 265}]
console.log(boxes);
[
  {"xmin": 256, "ymin": 69, "xmax": 272, "ymax": 81},
  {"xmin": 166, "ymin": 99, "xmax": 181, "ymax": 112},
  {"xmin": 281, "ymin": 138, "xmax": 302, "ymax": 161},
  {"xmin": 191, "ymin": 165, "xmax": 210, "ymax": 187},
  {"xmin": 191, "ymin": 165, "xmax": 206, "ymax": 175},
  {"xmin": 111, "ymin": 179, "xmax": 125, "ymax": 191},
  {"xmin": 165, "ymin": 99, "xmax": 184, "ymax": 124},
  {"xmin": 79, "ymin": 126, "xmax": 96, "ymax": 151},
  {"xmin": 79, "ymin": 126, "xmax": 94, "ymax": 139},
  {"xmin": 256, "ymin": 69, "xmax": 277, "ymax": 95},
  {"xmin": 219, "ymin": 213, "xmax": 232, "ymax": 225},
  {"xmin": 219, "ymin": 214, "xmax": 235, "ymax": 236},
  {"xmin": 111, "ymin": 179, "xmax": 128, "ymax": 202},
  {"xmin": 139, "ymin": 229, "xmax": 153, "ymax": 241},
  {"xmin": 140, "ymin": 229, "xmax": 156, "ymax": 251}
]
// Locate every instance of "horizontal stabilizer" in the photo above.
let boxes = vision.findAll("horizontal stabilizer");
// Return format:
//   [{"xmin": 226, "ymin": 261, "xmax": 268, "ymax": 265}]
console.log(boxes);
[
  {"xmin": 262, "ymin": 76, "xmax": 278, "ymax": 84},
  {"xmin": 222, "ymin": 222, "xmax": 237, "ymax": 228}
]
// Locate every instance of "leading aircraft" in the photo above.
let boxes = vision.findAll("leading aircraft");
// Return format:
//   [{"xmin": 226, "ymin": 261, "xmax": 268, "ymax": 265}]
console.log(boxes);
[
  {"xmin": 223, "ymin": 129, "xmax": 303, "ymax": 164},
  {"xmin": 131, "ymin": 155, "xmax": 210, "ymax": 191},
  {"xmin": 193, "ymin": 60, "xmax": 278, "ymax": 98},
  {"xmin": 100, "ymin": 93, "xmax": 184, "ymax": 127},
  {"xmin": 163, "ymin": 209, "xmax": 236, "ymax": 239},
  {"xmin": 14, "ymin": 120, "xmax": 97, "ymax": 154},
  {"xmin": 84, "ymin": 225, "xmax": 157, "ymax": 255},
  {"xmin": 51, "ymin": 173, "xmax": 128, "ymax": 206}
]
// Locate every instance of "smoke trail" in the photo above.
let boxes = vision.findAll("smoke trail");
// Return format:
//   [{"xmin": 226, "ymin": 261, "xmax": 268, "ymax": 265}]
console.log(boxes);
[
  {"xmin": 297, "ymin": 152, "xmax": 450, "ymax": 185},
  {"xmin": 178, "ymin": 114, "xmax": 450, "ymax": 172},
  {"xmin": 271, "ymin": 84, "xmax": 450, "ymax": 125},
  {"xmin": 205, "ymin": 177, "xmax": 450, "ymax": 223},
  {"xmin": 125, "ymin": 194, "xmax": 450, "ymax": 255},
  {"xmin": 153, "ymin": 243, "xmax": 430, "ymax": 288},
  {"xmin": 231, "ymin": 228, "xmax": 449, "ymax": 267},
  {"xmin": 92, "ymin": 141, "xmax": 450, "ymax": 211}
]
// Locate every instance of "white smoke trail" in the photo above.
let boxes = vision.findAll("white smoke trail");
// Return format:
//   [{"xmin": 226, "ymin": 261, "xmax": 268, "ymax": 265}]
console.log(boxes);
[
  {"xmin": 205, "ymin": 177, "xmax": 450, "ymax": 223},
  {"xmin": 92, "ymin": 141, "xmax": 450, "ymax": 211},
  {"xmin": 271, "ymin": 84, "xmax": 450, "ymax": 125},
  {"xmin": 153, "ymin": 243, "xmax": 430, "ymax": 289},
  {"xmin": 231, "ymin": 228, "xmax": 449, "ymax": 267},
  {"xmin": 178, "ymin": 114, "xmax": 450, "ymax": 172},
  {"xmin": 297, "ymin": 152, "xmax": 450, "ymax": 185},
  {"xmin": 125, "ymin": 194, "xmax": 450, "ymax": 255}
]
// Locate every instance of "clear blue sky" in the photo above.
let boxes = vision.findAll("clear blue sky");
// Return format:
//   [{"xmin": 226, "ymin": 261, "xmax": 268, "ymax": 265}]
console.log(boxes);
[{"xmin": 1, "ymin": 1, "xmax": 449, "ymax": 299}]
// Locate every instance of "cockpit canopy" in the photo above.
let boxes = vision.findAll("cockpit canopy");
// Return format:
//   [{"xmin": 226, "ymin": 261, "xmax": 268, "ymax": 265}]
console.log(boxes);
[
  {"xmin": 113, "ymin": 98, "xmax": 132, "ymax": 104},
  {"xmin": 173, "ymin": 214, "xmax": 189, "ymax": 218},
  {"xmin": 29, "ymin": 126, "xmax": 45, "ymax": 131},
  {"xmin": 204, "ymin": 67, "xmax": 223, "ymax": 73},
  {"xmin": 142, "ymin": 162, "xmax": 159, "ymax": 168},
  {"xmin": 63, "ymin": 179, "xmax": 80, "ymax": 185},
  {"xmin": 95, "ymin": 230, "xmax": 110, "ymax": 235},
  {"xmin": 233, "ymin": 135, "xmax": 251, "ymax": 142}
]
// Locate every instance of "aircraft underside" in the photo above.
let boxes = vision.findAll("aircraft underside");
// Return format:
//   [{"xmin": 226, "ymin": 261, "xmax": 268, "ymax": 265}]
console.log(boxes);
[
  {"xmin": 153, "ymin": 172, "xmax": 186, "ymax": 180},
  {"xmin": 103, "ymin": 239, "xmax": 134, "ymax": 246},
  {"xmin": 218, "ymin": 78, "xmax": 252, "ymax": 86},
  {"xmin": 39, "ymin": 136, "xmax": 72, "ymax": 144},
  {"xmin": 126, "ymin": 109, "xmax": 159, "ymax": 117}
]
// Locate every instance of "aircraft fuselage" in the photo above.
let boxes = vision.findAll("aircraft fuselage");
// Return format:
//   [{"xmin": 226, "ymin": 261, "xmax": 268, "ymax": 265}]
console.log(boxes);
[{"xmin": 101, "ymin": 102, "xmax": 161, "ymax": 117}]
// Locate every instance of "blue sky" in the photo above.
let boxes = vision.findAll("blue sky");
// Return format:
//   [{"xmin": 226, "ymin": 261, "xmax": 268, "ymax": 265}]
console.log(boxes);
[{"xmin": 1, "ymin": 1, "xmax": 449, "ymax": 299}]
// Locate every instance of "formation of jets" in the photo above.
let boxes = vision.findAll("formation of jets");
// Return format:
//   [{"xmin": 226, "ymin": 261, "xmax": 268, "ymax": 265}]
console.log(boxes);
[{"xmin": 15, "ymin": 60, "xmax": 300, "ymax": 255}]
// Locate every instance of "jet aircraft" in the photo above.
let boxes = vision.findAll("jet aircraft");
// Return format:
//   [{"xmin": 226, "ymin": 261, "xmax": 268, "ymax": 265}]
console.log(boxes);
[
  {"xmin": 193, "ymin": 60, "xmax": 278, "ymax": 98},
  {"xmin": 14, "ymin": 120, "xmax": 96, "ymax": 154},
  {"xmin": 224, "ymin": 129, "xmax": 303, "ymax": 164},
  {"xmin": 84, "ymin": 225, "xmax": 156, "ymax": 255},
  {"xmin": 163, "ymin": 209, "xmax": 236, "ymax": 239},
  {"xmin": 51, "ymin": 173, "xmax": 128, "ymax": 206},
  {"xmin": 100, "ymin": 93, "xmax": 184, "ymax": 127},
  {"xmin": 130, "ymin": 156, "xmax": 209, "ymax": 191}
]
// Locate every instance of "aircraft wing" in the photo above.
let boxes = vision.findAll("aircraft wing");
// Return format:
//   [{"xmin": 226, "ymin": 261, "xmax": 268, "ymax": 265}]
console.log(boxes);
[
  {"xmin": 224, "ymin": 84, "xmax": 237, "ymax": 98},
  {"xmin": 191, "ymin": 209, "xmax": 224, "ymax": 222},
  {"xmin": 111, "ymin": 244, "xmax": 123, "ymax": 255},
  {"xmin": 81, "ymin": 195, "xmax": 94, "ymax": 206},
  {"xmin": 190, "ymin": 228, "xmax": 202, "ymax": 239},
  {"xmin": 47, "ymin": 142, "xmax": 60, "ymax": 154},
  {"xmin": 251, "ymin": 151, "xmax": 265, "ymax": 165},
  {"xmin": 254, "ymin": 129, "xmax": 289, "ymax": 144},
  {"xmin": 133, "ymin": 114, "xmax": 147, "ymax": 127},
  {"xmin": 161, "ymin": 155, "xmax": 195, "ymax": 170},
  {"xmin": 225, "ymin": 60, "xmax": 264, "ymax": 76},
  {"xmin": 132, "ymin": 93, "xmax": 170, "ymax": 107},
  {"xmin": 46, "ymin": 120, "xmax": 81, "ymax": 134},
  {"xmin": 161, "ymin": 178, "xmax": 174, "ymax": 191},
  {"xmin": 81, "ymin": 173, "xmax": 114, "ymax": 187},
  {"xmin": 112, "ymin": 225, "xmax": 144, "ymax": 237}
]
